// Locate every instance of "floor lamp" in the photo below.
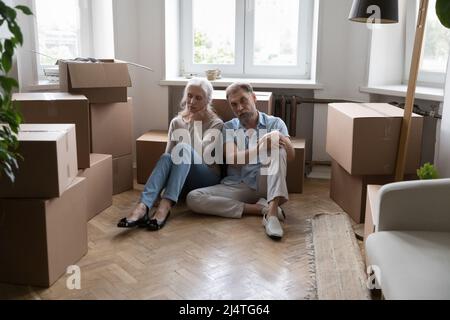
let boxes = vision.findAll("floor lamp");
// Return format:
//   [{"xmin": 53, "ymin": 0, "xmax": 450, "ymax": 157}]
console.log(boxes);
[{"xmin": 349, "ymin": 0, "xmax": 430, "ymax": 181}]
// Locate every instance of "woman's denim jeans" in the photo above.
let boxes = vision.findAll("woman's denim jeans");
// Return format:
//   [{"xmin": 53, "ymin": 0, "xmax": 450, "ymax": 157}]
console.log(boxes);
[{"xmin": 140, "ymin": 143, "xmax": 221, "ymax": 208}]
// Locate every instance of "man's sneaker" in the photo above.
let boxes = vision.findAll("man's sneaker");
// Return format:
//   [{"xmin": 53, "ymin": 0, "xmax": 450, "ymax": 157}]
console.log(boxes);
[
  {"xmin": 257, "ymin": 198, "xmax": 286, "ymax": 221},
  {"xmin": 262, "ymin": 214, "xmax": 284, "ymax": 239}
]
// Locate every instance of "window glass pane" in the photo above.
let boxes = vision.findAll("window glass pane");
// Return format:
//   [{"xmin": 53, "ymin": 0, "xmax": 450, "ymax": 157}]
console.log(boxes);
[
  {"xmin": 253, "ymin": 0, "xmax": 299, "ymax": 66},
  {"xmin": 422, "ymin": 0, "xmax": 450, "ymax": 73},
  {"xmin": 35, "ymin": 0, "xmax": 81, "ymax": 66},
  {"xmin": 192, "ymin": 0, "xmax": 235, "ymax": 64}
]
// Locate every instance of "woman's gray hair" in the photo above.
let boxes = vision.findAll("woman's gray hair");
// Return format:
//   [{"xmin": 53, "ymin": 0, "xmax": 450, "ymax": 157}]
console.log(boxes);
[{"xmin": 179, "ymin": 78, "xmax": 214, "ymax": 118}]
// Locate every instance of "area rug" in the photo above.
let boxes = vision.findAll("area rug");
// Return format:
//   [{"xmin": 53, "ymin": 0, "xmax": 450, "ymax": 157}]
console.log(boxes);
[{"xmin": 310, "ymin": 213, "xmax": 371, "ymax": 300}]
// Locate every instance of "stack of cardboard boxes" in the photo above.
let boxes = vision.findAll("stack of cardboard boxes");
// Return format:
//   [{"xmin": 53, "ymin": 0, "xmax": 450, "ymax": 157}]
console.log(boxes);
[
  {"xmin": 0, "ymin": 124, "xmax": 88, "ymax": 287},
  {"xmin": 0, "ymin": 60, "xmax": 133, "ymax": 287},
  {"xmin": 326, "ymin": 103, "xmax": 424, "ymax": 223},
  {"xmin": 59, "ymin": 59, "xmax": 134, "ymax": 195}
]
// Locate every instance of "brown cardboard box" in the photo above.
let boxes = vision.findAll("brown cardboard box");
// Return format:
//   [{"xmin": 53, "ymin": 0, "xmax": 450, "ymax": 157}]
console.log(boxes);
[
  {"xmin": 330, "ymin": 159, "xmax": 416, "ymax": 223},
  {"xmin": 113, "ymin": 154, "xmax": 133, "ymax": 195},
  {"xmin": 90, "ymin": 98, "xmax": 133, "ymax": 157},
  {"xmin": 326, "ymin": 103, "xmax": 423, "ymax": 175},
  {"xmin": 212, "ymin": 90, "xmax": 273, "ymax": 122},
  {"xmin": 59, "ymin": 59, "xmax": 132, "ymax": 103},
  {"xmin": 0, "ymin": 124, "xmax": 78, "ymax": 199},
  {"xmin": 13, "ymin": 92, "xmax": 91, "ymax": 169},
  {"xmin": 79, "ymin": 154, "xmax": 113, "ymax": 221},
  {"xmin": 136, "ymin": 131, "xmax": 168, "ymax": 184},
  {"xmin": 0, "ymin": 178, "xmax": 88, "ymax": 287},
  {"xmin": 136, "ymin": 131, "xmax": 305, "ymax": 193},
  {"xmin": 287, "ymin": 138, "xmax": 305, "ymax": 194},
  {"xmin": 364, "ymin": 185, "xmax": 382, "ymax": 242}
]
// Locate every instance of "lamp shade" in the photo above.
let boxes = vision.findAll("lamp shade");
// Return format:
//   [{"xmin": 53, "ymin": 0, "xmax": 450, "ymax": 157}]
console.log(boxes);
[{"xmin": 349, "ymin": 0, "xmax": 399, "ymax": 24}]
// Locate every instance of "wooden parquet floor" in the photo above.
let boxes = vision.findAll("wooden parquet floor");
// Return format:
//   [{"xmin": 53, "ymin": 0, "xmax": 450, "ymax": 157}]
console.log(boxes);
[{"xmin": 0, "ymin": 179, "xmax": 342, "ymax": 300}]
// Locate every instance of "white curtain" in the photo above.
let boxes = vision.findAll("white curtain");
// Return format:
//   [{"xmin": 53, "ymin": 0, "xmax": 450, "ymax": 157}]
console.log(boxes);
[{"xmin": 438, "ymin": 56, "xmax": 450, "ymax": 178}]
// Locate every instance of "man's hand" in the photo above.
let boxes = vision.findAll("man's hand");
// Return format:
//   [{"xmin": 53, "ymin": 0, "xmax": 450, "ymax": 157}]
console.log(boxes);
[
  {"xmin": 258, "ymin": 131, "xmax": 281, "ymax": 153},
  {"xmin": 258, "ymin": 131, "xmax": 295, "ymax": 162}
]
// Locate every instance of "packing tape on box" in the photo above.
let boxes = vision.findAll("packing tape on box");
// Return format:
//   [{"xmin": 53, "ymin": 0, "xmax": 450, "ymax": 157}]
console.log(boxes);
[{"xmin": 383, "ymin": 118, "xmax": 395, "ymax": 141}]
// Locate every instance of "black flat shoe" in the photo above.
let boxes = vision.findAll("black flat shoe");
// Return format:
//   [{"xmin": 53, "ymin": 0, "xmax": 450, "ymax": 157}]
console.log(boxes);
[
  {"xmin": 147, "ymin": 211, "xmax": 171, "ymax": 231},
  {"xmin": 117, "ymin": 206, "xmax": 149, "ymax": 228}
]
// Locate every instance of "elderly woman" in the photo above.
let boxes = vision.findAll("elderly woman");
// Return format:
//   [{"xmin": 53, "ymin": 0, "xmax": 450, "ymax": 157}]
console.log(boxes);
[{"xmin": 118, "ymin": 78, "xmax": 223, "ymax": 231}]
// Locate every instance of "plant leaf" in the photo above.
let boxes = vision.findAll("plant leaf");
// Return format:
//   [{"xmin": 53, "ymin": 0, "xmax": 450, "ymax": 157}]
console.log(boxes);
[
  {"xmin": 436, "ymin": 0, "xmax": 450, "ymax": 29},
  {"xmin": 15, "ymin": 5, "xmax": 33, "ymax": 16}
]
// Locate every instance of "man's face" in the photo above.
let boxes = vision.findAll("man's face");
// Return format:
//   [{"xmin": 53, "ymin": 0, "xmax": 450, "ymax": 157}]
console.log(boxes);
[{"xmin": 228, "ymin": 89, "xmax": 258, "ymax": 127}]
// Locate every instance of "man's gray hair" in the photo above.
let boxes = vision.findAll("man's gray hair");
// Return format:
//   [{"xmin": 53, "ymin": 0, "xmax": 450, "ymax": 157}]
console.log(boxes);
[{"xmin": 225, "ymin": 82, "xmax": 254, "ymax": 101}]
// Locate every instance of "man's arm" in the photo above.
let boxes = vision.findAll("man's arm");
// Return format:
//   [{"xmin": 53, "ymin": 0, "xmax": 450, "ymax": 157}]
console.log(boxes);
[
  {"xmin": 280, "ymin": 135, "xmax": 295, "ymax": 162},
  {"xmin": 224, "ymin": 141, "xmax": 258, "ymax": 165},
  {"xmin": 259, "ymin": 131, "xmax": 295, "ymax": 162}
]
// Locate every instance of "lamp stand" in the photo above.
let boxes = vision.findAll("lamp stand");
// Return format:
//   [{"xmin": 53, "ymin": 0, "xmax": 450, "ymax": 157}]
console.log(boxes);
[{"xmin": 395, "ymin": 0, "xmax": 429, "ymax": 181}]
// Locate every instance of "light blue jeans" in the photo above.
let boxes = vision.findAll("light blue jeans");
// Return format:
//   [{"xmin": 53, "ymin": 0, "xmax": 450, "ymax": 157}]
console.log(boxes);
[{"xmin": 141, "ymin": 143, "xmax": 221, "ymax": 209}]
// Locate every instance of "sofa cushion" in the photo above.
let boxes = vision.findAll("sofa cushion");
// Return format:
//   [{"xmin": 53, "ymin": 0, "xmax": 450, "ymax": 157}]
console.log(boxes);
[{"xmin": 366, "ymin": 231, "xmax": 450, "ymax": 300}]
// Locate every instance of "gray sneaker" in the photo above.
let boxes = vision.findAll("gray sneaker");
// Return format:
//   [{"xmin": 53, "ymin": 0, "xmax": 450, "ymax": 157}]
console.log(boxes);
[
  {"xmin": 262, "ymin": 214, "xmax": 284, "ymax": 239},
  {"xmin": 257, "ymin": 198, "xmax": 286, "ymax": 221}
]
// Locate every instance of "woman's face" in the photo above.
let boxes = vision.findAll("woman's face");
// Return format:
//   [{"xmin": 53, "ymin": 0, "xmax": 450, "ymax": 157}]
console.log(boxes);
[{"xmin": 186, "ymin": 85, "xmax": 207, "ymax": 114}]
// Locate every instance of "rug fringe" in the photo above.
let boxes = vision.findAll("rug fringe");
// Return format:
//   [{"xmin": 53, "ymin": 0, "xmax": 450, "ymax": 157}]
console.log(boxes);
[{"xmin": 304, "ymin": 218, "xmax": 318, "ymax": 300}]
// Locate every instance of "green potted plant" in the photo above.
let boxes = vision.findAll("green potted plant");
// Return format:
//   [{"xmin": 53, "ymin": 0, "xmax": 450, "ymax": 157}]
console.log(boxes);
[
  {"xmin": 417, "ymin": 163, "xmax": 439, "ymax": 180},
  {"xmin": 0, "ymin": 1, "xmax": 32, "ymax": 182}
]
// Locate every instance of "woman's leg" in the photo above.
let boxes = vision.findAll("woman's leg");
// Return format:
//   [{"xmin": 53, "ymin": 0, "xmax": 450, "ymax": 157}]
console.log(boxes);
[
  {"xmin": 125, "ymin": 153, "xmax": 173, "ymax": 221},
  {"xmin": 152, "ymin": 143, "xmax": 196, "ymax": 222}
]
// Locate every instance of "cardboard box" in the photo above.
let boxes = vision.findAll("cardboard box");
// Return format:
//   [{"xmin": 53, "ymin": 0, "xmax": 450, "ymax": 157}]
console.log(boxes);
[
  {"xmin": 113, "ymin": 154, "xmax": 133, "ymax": 195},
  {"xmin": 90, "ymin": 98, "xmax": 133, "ymax": 158},
  {"xmin": 79, "ymin": 154, "xmax": 113, "ymax": 221},
  {"xmin": 13, "ymin": 92, "xmax": 91, "ymax": 169},
  {"xmin": 326, "ymin": 103, "xmax": 423, "ymax": 175},
  {"xmin": 212, "ymin": 91, "xmax": 273, "ymax": 122},
  {"xmin": 0, "ymin": 178, "xmax": 88, "ymax": 287},
  {"xmin": 0, "ymin": 124, "xmax": 78, "ymax": 199},
  {"xmin": 330, "ymin": 159, "xmax": 416, "ymax": 223},
  {"xmin": 136, "ymin": 131, "xmax": 168, "ymax": 184},
  {"xmin": 287, "ymin": 138, "xmax": 305, "ymax": 194},
  {"xmin": 59, "ymin": 59, "xmax": 132, "ymax": 103},
  {"xmin": 364, "ymin": 185, "xmax": 382, "ymax": 242}
]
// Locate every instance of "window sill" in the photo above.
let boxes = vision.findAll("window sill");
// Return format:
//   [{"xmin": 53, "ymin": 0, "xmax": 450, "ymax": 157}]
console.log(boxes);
[
  {"xmin": 360, "ymin": 85, "xmax": 444, "ymax": 103},
  {"xmin": 160, "ymin": 77, "xmax": 323, "ymax": 90}
]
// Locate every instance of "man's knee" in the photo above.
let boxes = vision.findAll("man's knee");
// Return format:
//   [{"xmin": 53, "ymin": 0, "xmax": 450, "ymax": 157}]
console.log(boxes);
[{"xmin": 186, "ymin": 189, "xmax": 204, "ymax": 212}]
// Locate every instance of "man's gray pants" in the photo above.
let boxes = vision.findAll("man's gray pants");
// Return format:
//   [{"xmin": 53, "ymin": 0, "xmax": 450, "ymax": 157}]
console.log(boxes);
[{"xmin": 186, "ymin": 149, "xmax": 289, "ymax": 219}]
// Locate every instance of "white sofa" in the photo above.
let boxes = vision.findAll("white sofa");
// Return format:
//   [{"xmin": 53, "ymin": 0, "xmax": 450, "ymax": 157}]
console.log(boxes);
[{"xmin": 365, "ymin": 178, "xmax": 450, "ymax": 300}]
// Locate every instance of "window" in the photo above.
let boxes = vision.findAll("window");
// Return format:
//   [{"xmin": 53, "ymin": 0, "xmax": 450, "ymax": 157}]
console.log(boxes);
[
  {"xmin": 33, "ymin": 0, "xmax": 92, "ymax": 82},
  {"xmin": 181, "ymin": 0, "xmax": 316, "ymax": 78},
  {"xmin": 405, "ymin": 0, "xmax": 450, "ymax": 86}
]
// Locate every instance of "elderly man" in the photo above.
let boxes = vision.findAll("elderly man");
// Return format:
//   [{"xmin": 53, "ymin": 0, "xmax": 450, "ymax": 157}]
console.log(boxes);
[{"xmin": 186, "ymin": 82, "xmax": 295, "ymax": 239}]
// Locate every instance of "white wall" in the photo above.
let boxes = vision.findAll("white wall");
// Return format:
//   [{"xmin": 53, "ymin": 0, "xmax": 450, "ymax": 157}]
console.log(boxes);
[
  {"xmin": 313, "ymin": 0, "xmax": 371, "ymax": 162},
  {"xmin": 437, "ymin": 57, "xmax": 450, "ymax": 178},
  {"xmin": 112, "ymin": 0, "xmax": 169, "ymax": 162},
  {"xmin": 92, "ymin": 0, "xmax": 115, "ymax": 58}
]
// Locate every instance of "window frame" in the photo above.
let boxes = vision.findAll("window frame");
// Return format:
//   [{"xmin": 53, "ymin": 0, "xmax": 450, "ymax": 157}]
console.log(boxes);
[
  {"xmin": 180, "ymin": 0, "xmax": 315, "ymax": 79},
  {"xmin": 34, "ymin": 0, "xmax": 93, "ymax": 81},
  {"xmin": 181, "ymin": 0, "xmax": 245, "ymax": 76},
  {"xmin": 404, "ymin": 0, "xmax": 447, "ymax": 87}
]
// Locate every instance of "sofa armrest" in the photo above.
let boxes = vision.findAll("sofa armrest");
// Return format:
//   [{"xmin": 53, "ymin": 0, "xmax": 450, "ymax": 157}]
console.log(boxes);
[{"xmin": 376, "ymin": 179, "xmax": 450, "ymax": 232}]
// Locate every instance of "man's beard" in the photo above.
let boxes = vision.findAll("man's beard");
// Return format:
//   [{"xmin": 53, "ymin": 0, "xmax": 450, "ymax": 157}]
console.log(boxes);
[{"xmin": 239, "ymin": 112, "xmax": 254, "ymax": 127}]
